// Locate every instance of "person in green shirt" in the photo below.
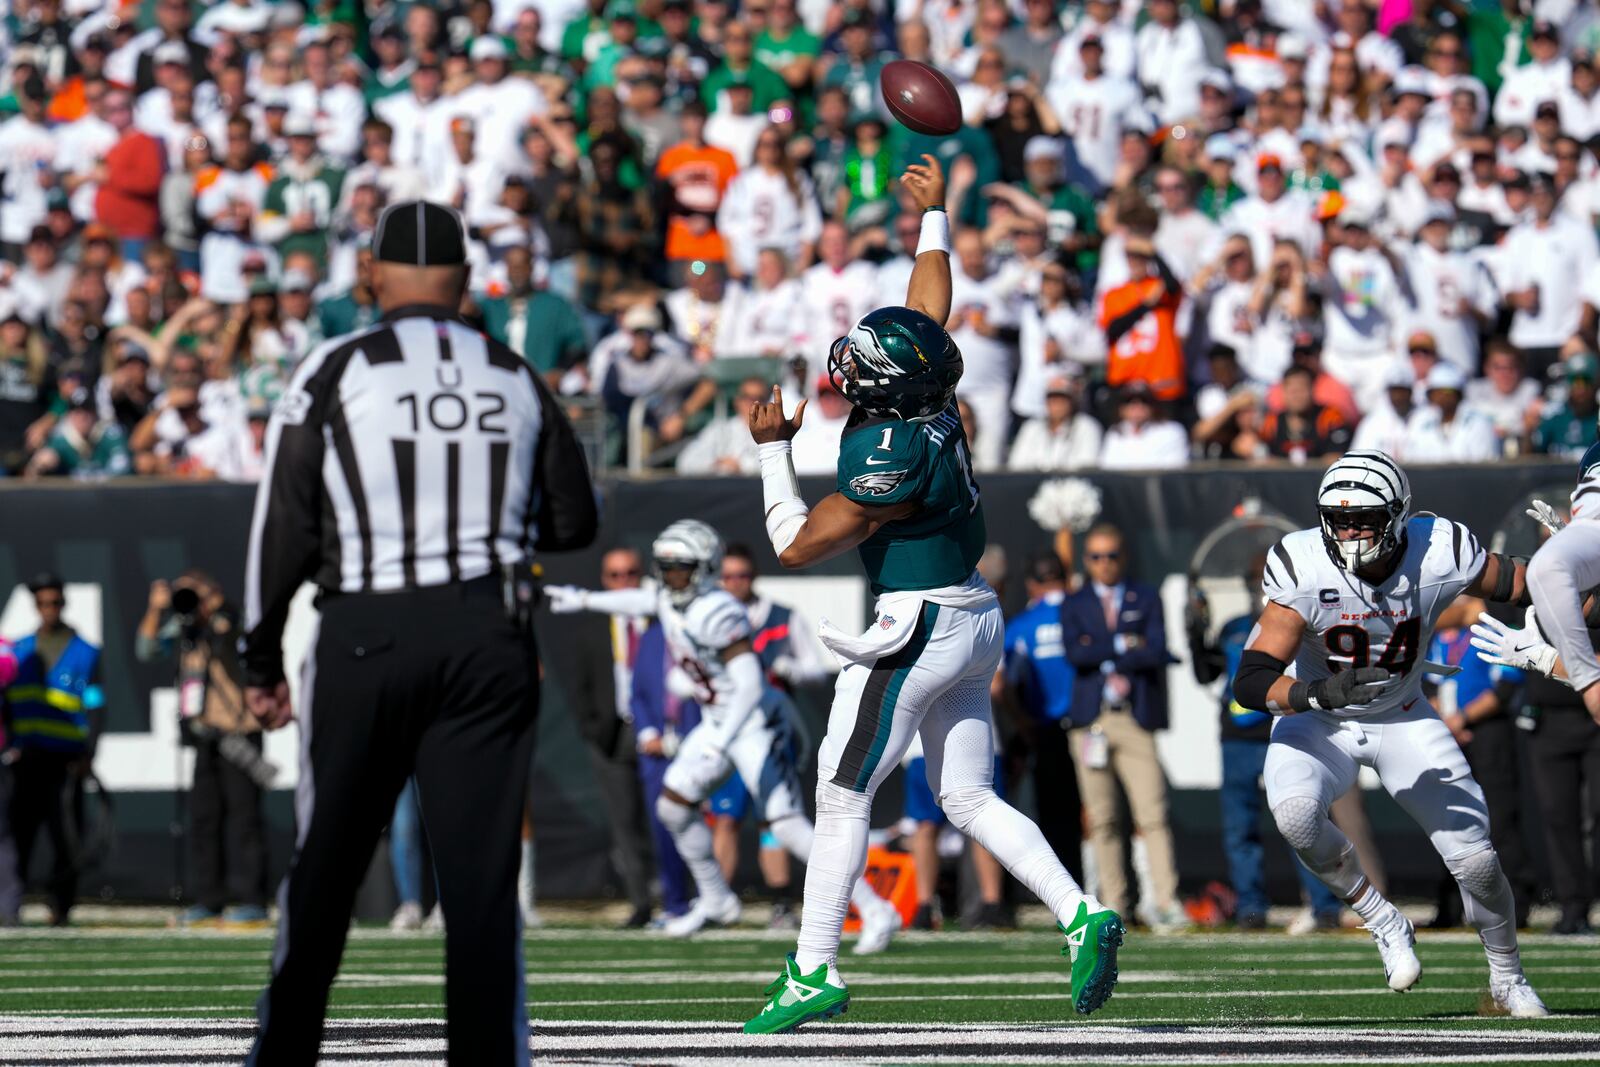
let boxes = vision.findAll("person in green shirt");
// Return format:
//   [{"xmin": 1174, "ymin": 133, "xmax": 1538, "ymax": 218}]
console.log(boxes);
[
  {"xmin": 318, "ymin": 245, "xmax": 382, "ymax": 339},
  {"xmin": 561, "ymin": 0, "xmax": 614, "ymax": 70},
  {"xmin": 891, "ymin": 123, "xmax": 1000, "ymax": 227},
  {"xmin": 1197, "ymin": 137, "xmax": 1245, "ymax": 221},
  {"xmin": 819, "ymin": 9, "xmax": 889, "ymax": 121},
  {"xmin": 364, "ymin": 23, "xmax": 415, "ymax": 104},
  {"xmin": 839, "ymin": 116, "xmax": 894, "ymax": 228},
  {"xmin": 756, "ymin": 0, "xmax": 820, "ymax": 99},
  {"xmin": 1532, "ymin": 352, "xmax": 1600, "ymax": 460},
  {"xmin": 1456, "ymin": 0, "xmax": 1529, "ymax": 95},
  {"xmin": 25, "ymin": 391, "xmax": 131, "ymax": 480},
  {"xmin": 477, "ymin": 247, "xmax": 590, "ymax": 387},
  {"xmin": 257, "ymin": 115, "xmax": 345, "ymax": 269},
  {"xmin": 701, "ymin": 24, "xmax": 789, "ymax": 113}
]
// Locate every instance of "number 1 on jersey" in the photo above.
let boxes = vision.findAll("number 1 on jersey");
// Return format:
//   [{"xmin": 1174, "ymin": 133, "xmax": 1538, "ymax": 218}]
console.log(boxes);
[{"xmin": 877, "ymin": 426, "xmax": 894, "ymax": 451}]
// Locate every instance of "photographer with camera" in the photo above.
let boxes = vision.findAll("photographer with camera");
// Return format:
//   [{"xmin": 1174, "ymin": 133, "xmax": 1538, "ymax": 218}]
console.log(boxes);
[{"xmin": 135, "ymin": 570, "xmax": 269, "ymax": 926}]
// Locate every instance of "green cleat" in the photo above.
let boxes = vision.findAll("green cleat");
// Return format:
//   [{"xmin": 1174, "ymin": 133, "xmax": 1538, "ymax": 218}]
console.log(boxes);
[
  {"xmin": 744, "ymin": 953, "xmax": 850, "ymax": 1034},
  {"xmin": 1059, "ymin": 900, "xmax": 1125, "ymax": 1016}
]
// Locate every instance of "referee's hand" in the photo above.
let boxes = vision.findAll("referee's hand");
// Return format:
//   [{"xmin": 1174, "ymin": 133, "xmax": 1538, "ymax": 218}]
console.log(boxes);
[{"xmin": 246, "ymin": 682, "xmax": 294, "ymax": 730}]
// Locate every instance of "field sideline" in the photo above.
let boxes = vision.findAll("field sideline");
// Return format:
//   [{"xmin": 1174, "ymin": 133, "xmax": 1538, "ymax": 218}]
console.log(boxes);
[{"xmin": 1, "ymin": 919, "xmax": 1598, "ymax": 1066}]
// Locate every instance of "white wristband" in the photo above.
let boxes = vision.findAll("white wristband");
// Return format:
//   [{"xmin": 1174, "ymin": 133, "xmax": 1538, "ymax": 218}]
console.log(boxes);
[
  {"xmin": 759, "ymin": 441, "xmax": 809, "ymax": 555},
  {"xmin": 917, "ymin": 208, "xmax": 950, "ymax": 257}
]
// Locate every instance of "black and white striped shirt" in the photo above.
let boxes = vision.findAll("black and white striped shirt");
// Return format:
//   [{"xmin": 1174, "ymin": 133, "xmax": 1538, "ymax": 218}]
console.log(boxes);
[{"xmin": 240, "ymin": 303, "xmax": 597, "ymax": 685}]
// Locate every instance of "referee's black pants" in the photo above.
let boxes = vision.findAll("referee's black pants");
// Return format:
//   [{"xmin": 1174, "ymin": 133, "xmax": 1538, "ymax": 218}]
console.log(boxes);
[{"xmin": 249, "ymin": 578, "xmax": 538, "ymax": 1067}]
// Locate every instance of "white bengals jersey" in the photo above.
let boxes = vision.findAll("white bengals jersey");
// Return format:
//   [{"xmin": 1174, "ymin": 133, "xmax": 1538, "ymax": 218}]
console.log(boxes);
[
  {"xmin": 658, "ymin": 586, "xmax": 756, "ymax": 718},
  {"xmin": 1264, "ymin": 515, "xmax": 1486, "ymax": 719}
]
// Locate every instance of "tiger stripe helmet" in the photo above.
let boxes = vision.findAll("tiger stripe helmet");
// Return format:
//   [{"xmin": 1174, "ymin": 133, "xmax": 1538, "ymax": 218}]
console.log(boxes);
[{"xmin": 1317, "ymin": 450, "xmax": 1412, "ymax": 571}]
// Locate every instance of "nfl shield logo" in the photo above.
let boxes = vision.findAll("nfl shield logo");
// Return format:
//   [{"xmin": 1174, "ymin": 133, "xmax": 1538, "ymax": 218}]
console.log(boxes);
[{"xmin": 878, "ymin": 614, "xmax": 896, "ymax": 630}]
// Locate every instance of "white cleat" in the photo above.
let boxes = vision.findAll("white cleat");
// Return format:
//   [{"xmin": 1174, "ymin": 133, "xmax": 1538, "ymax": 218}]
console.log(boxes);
[
  {"xmin": 662, "ymin": 894, "xmax": 742, "ymax": 938},
  {"xmin": 852, "ymin": 900, "xmax": 902, "ymax": 956},
  {"xmin": 424, "ymin": 905, "xmax": 445, "ymax": 932},
  {"xmin": 1364, "ymin": 907, "xmax": 1422, "ymax": 992},
  {"xmin": 522, "ymin": 903, "xmax": 544, "ymax": 929},
  {"xmin": 1491, "ymin": 973, "xmax": 1550, "ymax": 1017},
  {"xmin": 389, "ymin": 902, "xmax": 423, "ymax": 932}
]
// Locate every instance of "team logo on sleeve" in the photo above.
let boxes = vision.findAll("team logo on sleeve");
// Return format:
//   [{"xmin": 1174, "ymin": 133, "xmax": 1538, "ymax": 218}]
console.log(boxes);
[
  {"xmin": 850, "ymin": 468, "xmax": 909, "ymax": 497},
  {"xmin": 278, "ymin": 389, "xmax": 312, "ymax": 426}
]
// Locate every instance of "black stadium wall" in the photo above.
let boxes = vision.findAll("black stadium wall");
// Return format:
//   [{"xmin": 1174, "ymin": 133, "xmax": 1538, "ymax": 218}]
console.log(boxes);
[{"xmin": 0, "ymin": 461, "xmax": 1574, "ymax": 908}]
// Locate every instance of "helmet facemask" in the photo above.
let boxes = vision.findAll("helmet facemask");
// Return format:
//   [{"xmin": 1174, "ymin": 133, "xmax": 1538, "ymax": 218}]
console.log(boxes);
[{"xmin": 1319, "ymin": 503, "xmax": 1405, "ymax": 571}]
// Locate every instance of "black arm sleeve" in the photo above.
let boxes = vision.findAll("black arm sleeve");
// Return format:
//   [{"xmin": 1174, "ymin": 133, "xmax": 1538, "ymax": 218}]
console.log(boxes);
[
  {"xmin": 1104, "ymin": 306, "xmax": 1147, "ymax": 346},
  {"xmin": 532, "ymin": 373, "xmax": 600, "ymax": 552},
  {"xmin": 1233, "ymin": 648, "xmax": 1290, "ymax": 712},
  {"xmin": 1189, "ymin": 627, "xmax": 1226, "ymax": 685},
  {"xmin": 240, "ymin": 355, "xmax": 336, "ymax": 688},
  {"xmin": 1152, "ymin": 251, "xmax": 1181, "ymax": 296}
]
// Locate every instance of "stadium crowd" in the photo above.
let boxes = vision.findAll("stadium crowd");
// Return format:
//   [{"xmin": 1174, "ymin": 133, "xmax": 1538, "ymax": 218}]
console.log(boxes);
[{"xmin": 7, "ymin": 0, "xmax": 1600, "ymax": 476}]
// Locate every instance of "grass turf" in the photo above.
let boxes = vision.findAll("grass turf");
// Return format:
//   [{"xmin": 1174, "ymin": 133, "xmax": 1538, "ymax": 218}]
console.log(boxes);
[{"xmin": 1, "ymin": 922, "xmax": 1598, "ymax": 1064}]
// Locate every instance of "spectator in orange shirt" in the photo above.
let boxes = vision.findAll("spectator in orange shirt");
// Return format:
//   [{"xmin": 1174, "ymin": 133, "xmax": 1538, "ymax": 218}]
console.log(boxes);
[
  {"xmin": 1258, "ymin": 364, "xmax": 1352, "ymax": 463},
  {"xmin": 1098, "ymin": 236, "xmax": 1185, "ymax": 401},
  {"xmin": 654, "ymin": 101, "xmax": 739, "ymax": 283},
  {"xmin": 1264, "ymin": 331, "xmax": 1361, "ymax": 426}
]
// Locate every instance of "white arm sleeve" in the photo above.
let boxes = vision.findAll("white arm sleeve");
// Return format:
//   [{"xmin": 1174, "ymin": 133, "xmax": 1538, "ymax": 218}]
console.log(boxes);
[
  {"xmin": 698, "ymin": 650, "xmax": 766, "ymax": 752},
  {"xmin": 573, "ymin": 587, "xmax": 660, "ymax": 616},
  {"xmin": 1527, "ymin": 522, "xmax": 1600, "ymax": 692}
]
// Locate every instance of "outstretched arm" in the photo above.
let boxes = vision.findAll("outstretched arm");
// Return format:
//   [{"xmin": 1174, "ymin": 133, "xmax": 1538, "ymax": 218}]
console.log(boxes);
[
  {"xmin": 902, "ymin": 154, "xmax": 952, "ymax": 326},
  {"xmin": 546, "ymin": 585, "xmax": 659, "ymax": 616},
  {"xmin": 748, "ymin": 387, "xmax": 916, "ymax": 569},
  {"xmin": 1233, "ymin": 600, "xmax": 1395, "ymax": 713}
]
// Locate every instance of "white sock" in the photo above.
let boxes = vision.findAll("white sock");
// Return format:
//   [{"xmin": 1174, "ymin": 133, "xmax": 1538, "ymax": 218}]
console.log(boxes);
[
  {"xmin": 771, "ymin": 813, "xmax": 889, "ymax": 916},
  {"xmin": 794, "ymin": 783, "xmax": 871, "ymax": 974},
  {"xmin": 1350, "ymin": 883, "xmax": 1391, "ymax": 924},
  {"xmin": 518, "ymin": 839, "xmax": 536, "ymax": 909},
  {"xmin": 673, "ymin": 818, "xmax": 733, "ymax": 905},
  {"xmin": 947, "ymin": 787, "xmax": 1085, "ymax": 926}
]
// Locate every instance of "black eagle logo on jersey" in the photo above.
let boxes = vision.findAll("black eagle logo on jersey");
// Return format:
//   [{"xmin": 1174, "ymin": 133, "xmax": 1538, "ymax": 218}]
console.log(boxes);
[{"xmin": 850, "ymin": 468, "xmax": 909, "ymax": 497}]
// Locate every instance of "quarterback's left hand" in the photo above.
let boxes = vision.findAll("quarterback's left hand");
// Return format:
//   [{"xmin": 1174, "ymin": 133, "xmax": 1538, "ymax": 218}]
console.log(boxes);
[
  {"xmin": 544, "ymin": 585, "xmax": 589, "ymax": 614},
  {"xmin": 1470, "ymin": 607, "xmax": 1560, "ymax": 678},
  {"xmin": 750, "ymin": 386, "xmax": 806, "ymax": 445},
  {"xmin": 1526, "ymin": 499, "xmax": 1567, "ymax": 535}
]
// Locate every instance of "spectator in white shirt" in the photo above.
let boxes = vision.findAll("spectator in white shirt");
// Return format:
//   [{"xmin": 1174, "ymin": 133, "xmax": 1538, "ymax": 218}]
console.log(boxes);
[
  {"xmin": 1402, "ymin": 362, "xmax": 1500, "ymax": 463},
  {"xmin": 1012, "ymin": 255, "xmax": 1103, "ymax": 420},
  {"xmin": 791, "ymin": 374, "xmax": 850, "ymax": 475},
  {"xmin": 721, "ymin": 248, "xmax": 803, "ymax": 358},
  {"xmin": 1503, "ymin": 170, "xmax": 1600, "ymax": 380},
  {"xmin": 451, "ymin": 35, "xmax": 548, "ymax": 169},
  {"xmin": 1316, "ymin": 204, "xmax": 1404, "ymax": 412},
  {"xmin": 1133, "ymin": 0, "xmax": 1207, "ymax": 125},
  {"xmin": 665, "ymin": 259, "xmax": 746, "ymax": 363},
  {"xmin": 1008, "ymin": 374, "xmax": 1102, "ymax": 472},
  {"xmin": 1493, "ymin": 19, "xmax": 1571, "ymax": 130},
  {"xmin": 1350, "ymin": 359, "xmax": 1418, "ymax": 459},
  {"xmin": 1465, "ymin": 340, "xmax": 1543, "ymax": 451},
  {"xmin": 704, "ymin": 78, "xmax": 768, "ymax": 167},
  {"xmin": 715, "ymin": 124, "xmax": 822, "ymax": 279},
  {"xmin": 1099, "ymin": 381, "xmax": 1189, "ymax": 470},
  {"xmin": 1047, "ymin": 33, "xmax": 1143, "ymax": 191},
  {"xmin": 949, "ymin": 226, "xmax": 1019, "ymax": 471},
  {"xmin": 675, "ymin": 376, "xmax": 767, "ymax": 475},
  {"xmin": 1400, "ymin": 199, "xmax": 1496, "ymax": 375},
  {"xmin": 1052, "ymin": 0, "xmax": 1135, "ymax": 86},
  {"xmin": 1215, "ymin": 153, "xmax": 1322, "ymax": 272}
]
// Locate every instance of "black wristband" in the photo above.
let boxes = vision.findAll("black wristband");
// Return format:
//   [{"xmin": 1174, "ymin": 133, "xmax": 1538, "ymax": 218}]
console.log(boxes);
[
  {"xmin": 1288, "ymin": 680, "xmax": 1314, "ymax": 712},
  {"xmin": 923, "ymin": 205, "xmax": 946, "ymax": 213}
]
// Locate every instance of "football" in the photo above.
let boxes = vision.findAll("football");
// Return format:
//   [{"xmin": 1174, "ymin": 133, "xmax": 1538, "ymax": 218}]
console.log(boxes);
[{"xmin": 880, "ymin": 59, "xmax": 963, "ymax": 136}]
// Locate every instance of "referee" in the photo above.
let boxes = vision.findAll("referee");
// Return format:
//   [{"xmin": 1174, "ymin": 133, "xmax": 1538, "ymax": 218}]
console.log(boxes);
[{"xmin": 240, "ymin": 201, "xmax": 597, "ymax": 1065}]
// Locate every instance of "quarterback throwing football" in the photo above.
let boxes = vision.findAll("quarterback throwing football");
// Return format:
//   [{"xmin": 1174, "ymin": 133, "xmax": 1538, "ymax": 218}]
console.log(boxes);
[
  {"xmin": 743, "ymin": 155, "xmax": 1123, "ymax": 1035},
  {"xmin": 1234, "ymin": 450, "xmax": 1546, "ymax": 1016}
]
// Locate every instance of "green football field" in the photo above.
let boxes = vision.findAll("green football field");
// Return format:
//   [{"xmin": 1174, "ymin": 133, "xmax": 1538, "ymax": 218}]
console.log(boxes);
[{"xmin": 2, "ymin": 919, "xmax": 1599, "ymax": 1065}]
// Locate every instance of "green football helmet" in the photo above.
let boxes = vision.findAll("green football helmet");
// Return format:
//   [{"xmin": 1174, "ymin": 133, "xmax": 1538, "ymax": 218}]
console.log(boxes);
[{"xmin": 827, "ymin": 306, "xmax": 963, "ymax": 423}]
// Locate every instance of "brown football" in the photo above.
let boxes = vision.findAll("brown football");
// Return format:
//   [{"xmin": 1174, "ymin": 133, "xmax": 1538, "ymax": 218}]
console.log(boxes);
[{"xmin": 880, "ymin": 60, "xmax": 963, "ymax": 136}]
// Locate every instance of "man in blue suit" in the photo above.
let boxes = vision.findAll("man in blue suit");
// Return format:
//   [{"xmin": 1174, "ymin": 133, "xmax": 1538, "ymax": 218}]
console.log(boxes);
[
  {"xmin": 1059, "ymin": 524, "xmax": 1183, "ymax": 931},
  {"xmin": 631, "ymin": 619, "xmax": 700, "ymax": 922}
]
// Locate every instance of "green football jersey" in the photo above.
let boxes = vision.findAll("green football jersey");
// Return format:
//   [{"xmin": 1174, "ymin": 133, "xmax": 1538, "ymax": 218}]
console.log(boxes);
[{"xmin": 835, "ymin": 402, "xmax": 986, "ymax": 596}]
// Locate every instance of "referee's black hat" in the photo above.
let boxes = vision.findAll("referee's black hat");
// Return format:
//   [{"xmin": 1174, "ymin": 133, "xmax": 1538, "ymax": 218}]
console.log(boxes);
[{"xmin": 374, "ymin": 201, "xmax": 468, "ymax": 267}]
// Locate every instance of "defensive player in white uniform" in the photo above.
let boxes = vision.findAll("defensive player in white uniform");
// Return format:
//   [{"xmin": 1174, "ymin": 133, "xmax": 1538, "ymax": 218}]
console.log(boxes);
[
  {"xmin": 545, "ymin": 520, "xmax": 901, "ymax": 948},
  {"xmin": 1233, "ymin": 450, "xmax": 1547, "ymax": 1016},
  {"xmin": 1471, "ymin": 441, "xmax": 1600, "ymax": 725},
  {"xmin": 744, "ymin": 155, "xmax": 1122, "ymax": 1035}
]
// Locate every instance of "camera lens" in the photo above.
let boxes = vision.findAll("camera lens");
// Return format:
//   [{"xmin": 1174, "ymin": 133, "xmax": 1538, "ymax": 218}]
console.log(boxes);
[{"xmin": 171, "ymin": 587, "xmax": 200, "ymax": 615}]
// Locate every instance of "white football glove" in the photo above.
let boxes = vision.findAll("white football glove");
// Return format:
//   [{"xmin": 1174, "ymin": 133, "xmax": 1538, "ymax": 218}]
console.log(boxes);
[
  {"xmin": 1526, "ymin": 499, "xmax": 1567, "ymax": 535},
  {"xmin": 1470, "ymin": 607, "xmax": 1559, "ymax": 678},
  {"xmin": 544, "ymin": 585, "xmax": 590, "ymax": 614}
]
